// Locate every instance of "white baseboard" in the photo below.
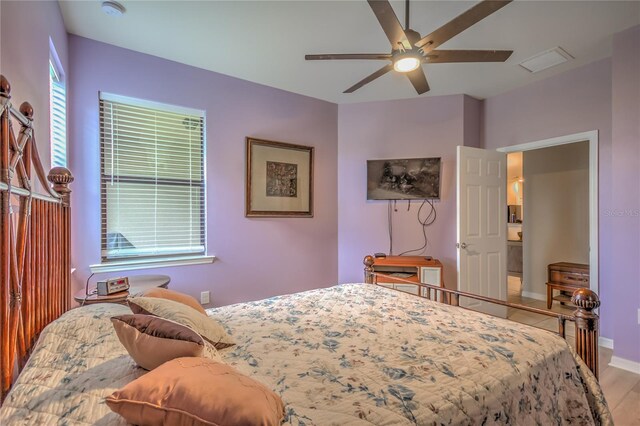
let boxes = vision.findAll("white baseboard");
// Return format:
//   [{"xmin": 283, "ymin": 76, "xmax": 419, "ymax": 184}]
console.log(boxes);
[
  {"xmin": 521, "ymin": 291, "xmax": 546, "ymax": 301},
  {"xmin": 609, "ymin": 356, "xmax": 640, "ymax": 375},
  {"xmin": 598, "ymin": 337, "xmax": 614, "ymax": 349}
]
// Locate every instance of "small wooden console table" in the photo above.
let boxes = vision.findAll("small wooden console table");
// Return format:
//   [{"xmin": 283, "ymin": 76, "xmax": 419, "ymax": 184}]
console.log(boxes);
[{"xmin": 365, "ymin": 255, "xmax": 444, "ymax": 300}]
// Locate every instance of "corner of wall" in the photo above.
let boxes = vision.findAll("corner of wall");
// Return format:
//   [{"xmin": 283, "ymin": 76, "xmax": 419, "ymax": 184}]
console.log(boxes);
[
  {"xmin": 478, "ymin": 99, "xmax": 486, "ymax": 149},
  {"xmin": 462, "ymin": 95, "xmax": 482, "ymax": 148},
  {"xmin": 0, "ymin": 0, "xmax": 69, "ymax": 172}
]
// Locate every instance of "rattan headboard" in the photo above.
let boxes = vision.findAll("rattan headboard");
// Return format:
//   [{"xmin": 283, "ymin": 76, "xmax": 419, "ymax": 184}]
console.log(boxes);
[{"xmin": 0, "ymin": 75, "xmax": 74, "ymax": 401}]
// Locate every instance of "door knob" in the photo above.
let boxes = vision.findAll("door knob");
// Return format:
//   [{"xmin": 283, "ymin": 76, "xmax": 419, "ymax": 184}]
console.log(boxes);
[{"xmin": 457, "ymin": 242, "xmax": 468, "ymax": 249}]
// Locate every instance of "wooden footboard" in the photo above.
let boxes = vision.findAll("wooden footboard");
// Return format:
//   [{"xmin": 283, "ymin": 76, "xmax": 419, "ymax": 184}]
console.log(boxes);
[
  {"xmin": 0, "ymin": 75, "xmax": 73, "ymax": 401},
  {"xmin": 363, "ymin": 255, "xmax": 601, "ymax": 379}
]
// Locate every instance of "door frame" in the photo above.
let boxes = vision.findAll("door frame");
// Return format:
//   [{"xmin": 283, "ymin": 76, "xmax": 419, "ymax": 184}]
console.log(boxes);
[{"xmin": 496, "ymin": 130, "xmax": 598, "ymax": 294}]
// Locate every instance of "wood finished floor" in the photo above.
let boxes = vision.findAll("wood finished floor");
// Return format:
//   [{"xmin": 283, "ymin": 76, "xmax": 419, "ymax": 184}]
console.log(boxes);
[{"xmin": 507, "ymin": 277, "xmax": 640, "ymax": 425}]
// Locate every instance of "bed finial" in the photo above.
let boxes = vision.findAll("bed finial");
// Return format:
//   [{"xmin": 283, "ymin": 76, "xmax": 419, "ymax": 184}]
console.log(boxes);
[
  {"xmin": 0, "ymin": 74, "xmax": 10, "ymax": 97},
  {"xmin": 572, "ymin": 288, "xmax": 600, "ymax": 379},
  {"xmin": 19, "ymin": 102, "xmax": 33, "ymax": 120},
  {"xmin": 48, "ymin": 167, "xmax": 74, "ymax": 206},
  {"xmin": 363, "ymin": 255, "xmax": 375, "ymax": 284},
  {"xmin": 572, "ymin": 288, "xmax": 600, "ymax": 311}
]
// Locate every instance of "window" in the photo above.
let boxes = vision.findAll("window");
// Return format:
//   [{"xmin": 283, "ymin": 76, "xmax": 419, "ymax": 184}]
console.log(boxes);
[
  {"xmin": 49, "ymin": 56, "xmax": 66, "ymax": 168},
  {"xmin": 99, "ymin": 93, "xmax": 205, "ymax": 262}
]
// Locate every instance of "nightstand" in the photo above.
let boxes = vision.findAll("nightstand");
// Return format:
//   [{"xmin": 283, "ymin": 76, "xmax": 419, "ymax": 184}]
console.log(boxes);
[{"xmin": 74, "ymin": 274, "xmax": 171, "ymax": 305}]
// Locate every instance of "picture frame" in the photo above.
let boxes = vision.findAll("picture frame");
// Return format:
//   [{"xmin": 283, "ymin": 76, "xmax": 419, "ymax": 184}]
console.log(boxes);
[{"xmin": 245, "ymin": 137, "xmax": 314, "ymax": 217}]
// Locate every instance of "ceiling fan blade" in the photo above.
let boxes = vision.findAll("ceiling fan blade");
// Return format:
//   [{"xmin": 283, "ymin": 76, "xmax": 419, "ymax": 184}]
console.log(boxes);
[
  {"xmin": 415, "ymin": 1, "xmax": 512, "ymax": 52},
  {"xmin": 367, "ymin": 0, "xmax": 411, "ymax": 49},
  {"xmin": 406, "ymin": 67, "xmax": 430, "ymax": 94},
  {"xmin": 343, "ymin": 64, "xmax": 394, "ymax": 93},
  {"xmin": 305, "ymin": 53, "xmax": 392, "ymax": 61},
  {"xmin": 425, "ymin": 49, "xmax": 513, "ymax": 63}
]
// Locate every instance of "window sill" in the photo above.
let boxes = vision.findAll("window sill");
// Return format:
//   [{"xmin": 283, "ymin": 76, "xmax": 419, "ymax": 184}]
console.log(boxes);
[{"xmin": 90, "ymin": 255, "xmax": 216, "ymax": 274}]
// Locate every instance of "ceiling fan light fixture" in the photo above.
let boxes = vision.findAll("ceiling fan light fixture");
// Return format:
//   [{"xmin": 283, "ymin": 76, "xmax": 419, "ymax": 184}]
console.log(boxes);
[{"xmin": 393, "ymin": 52, "xmax": 421, "ymax": 73}]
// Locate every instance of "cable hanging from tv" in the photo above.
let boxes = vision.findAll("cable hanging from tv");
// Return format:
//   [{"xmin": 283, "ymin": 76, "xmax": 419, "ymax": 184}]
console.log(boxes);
[
  {"xmin": 387, "ymin": 198, "xmax": 437, "ymax": 256},
  {"xmin": 398, "ymin": 199, "xmax": 437, "ymax": 256}
]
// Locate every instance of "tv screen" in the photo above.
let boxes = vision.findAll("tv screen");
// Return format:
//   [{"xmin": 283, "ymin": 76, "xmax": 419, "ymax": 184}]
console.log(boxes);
[{"xmin": 367, "ymin": 157, "xmax": 441, "ymax": 200}]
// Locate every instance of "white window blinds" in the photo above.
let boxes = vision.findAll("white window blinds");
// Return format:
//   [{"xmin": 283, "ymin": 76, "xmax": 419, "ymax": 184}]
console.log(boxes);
[
  {"xmin": 99, "ymin": 93, "xmax": 205, "ymax": 261},
  {"xmin": 49, "ymin": 60, "xmax": 66, "ymax": 168}
]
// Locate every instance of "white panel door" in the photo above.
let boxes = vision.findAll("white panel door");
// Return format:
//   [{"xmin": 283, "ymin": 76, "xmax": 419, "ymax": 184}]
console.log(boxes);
[{"xmin": 457, "ymin": 146, "xmax": 507, "ymax": 317}]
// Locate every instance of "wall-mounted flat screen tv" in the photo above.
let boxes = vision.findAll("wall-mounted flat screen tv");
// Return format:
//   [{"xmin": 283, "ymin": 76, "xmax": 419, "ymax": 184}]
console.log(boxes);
[{"xmin": 367, "ymin": 157, "xmax": 441, "ymax": 200}]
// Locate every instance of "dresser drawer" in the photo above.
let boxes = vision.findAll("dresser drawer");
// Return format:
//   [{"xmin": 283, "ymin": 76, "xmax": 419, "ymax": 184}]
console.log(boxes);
[
  {"xmin": 548, "ymin": 270, "xmax": 589, "ymax": 287},
  {"xmin": 548, "ymin": 262, "xmax": 589, "ymax": 288}
]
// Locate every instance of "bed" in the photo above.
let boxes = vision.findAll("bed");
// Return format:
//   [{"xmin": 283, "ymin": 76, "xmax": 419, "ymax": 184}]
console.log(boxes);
[
  {"xmin": 0, "ymin": 74, "xmax": 611, "ymax": 425},
  {"xmin": 0, "ymin": 284, "xmax": 611, "ymax": 425}
]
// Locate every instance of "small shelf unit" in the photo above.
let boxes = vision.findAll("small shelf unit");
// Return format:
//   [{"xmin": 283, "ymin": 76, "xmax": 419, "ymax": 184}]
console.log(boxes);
[{"xmin": 368, "ymin": 255, "xmax": 444, "ymax": 300}]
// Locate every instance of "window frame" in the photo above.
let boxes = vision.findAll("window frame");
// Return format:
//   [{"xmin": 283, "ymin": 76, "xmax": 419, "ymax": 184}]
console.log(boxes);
[
  {"xmin": 49, "ymin": 43, "xmax": 67, "ymax": 169},
  {"xmin": 98, "ymin": 92, "xmax": 207, "ymax": 264}
]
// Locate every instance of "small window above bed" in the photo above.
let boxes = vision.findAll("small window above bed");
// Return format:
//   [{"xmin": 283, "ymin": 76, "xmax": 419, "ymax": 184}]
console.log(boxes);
[
  {"xmin": 49, "ymin": 44, "xmax": 67, "ymax": 168},
  {"xmin": 99, "ymin": 93, "xmax": 206, "ymax": 262}
]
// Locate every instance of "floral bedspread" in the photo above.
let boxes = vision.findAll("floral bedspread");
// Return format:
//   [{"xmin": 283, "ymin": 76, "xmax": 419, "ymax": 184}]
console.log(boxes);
[
  {"xmin": 0, "ymin": 284, "xmax": 611, "ymax": 425},
  {"xmin": 0, "ymin": 303, "xmax": 143, "ymax": 425},
  {"xmin": 213, "ymin": 284, "xmax": 611, "ymax": 425}
]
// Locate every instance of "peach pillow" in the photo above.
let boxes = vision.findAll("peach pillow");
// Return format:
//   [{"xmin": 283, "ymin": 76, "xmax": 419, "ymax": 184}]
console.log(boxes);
[
  {"xmin": 138, "ymin": 287, "xmax": 207, "ymax": 315},
  {"xmin": 111, "ymin": 314, "xmax": 221, "ymax": 370},
  {"xmin": 128, "ymin": 296, "xmax": 235, "ymax": 349},
  {"xmin": 106, "ymin": 357, "xmax": 285, "ymax": 426}
]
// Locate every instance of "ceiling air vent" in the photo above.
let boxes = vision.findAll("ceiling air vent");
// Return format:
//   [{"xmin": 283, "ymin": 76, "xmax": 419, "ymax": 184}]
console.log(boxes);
[{"xmin": 519, "ymin": 47, "xmax": 573, "ymax": 73}]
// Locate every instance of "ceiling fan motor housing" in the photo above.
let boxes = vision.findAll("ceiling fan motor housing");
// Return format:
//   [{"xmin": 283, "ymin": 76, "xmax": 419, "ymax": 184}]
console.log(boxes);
[{"xmin": 403, "ymin": 29, "xmax": 422, "ymax": 50}]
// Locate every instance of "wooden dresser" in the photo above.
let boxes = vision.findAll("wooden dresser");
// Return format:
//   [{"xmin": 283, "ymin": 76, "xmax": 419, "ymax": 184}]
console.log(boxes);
[
  {"xmin": 367, "ymin": 255, "xmax": 444, "ymax": 299},
  {"xmin": 546, "ymin": 262, "xmax": 589, "ymax": 309}
]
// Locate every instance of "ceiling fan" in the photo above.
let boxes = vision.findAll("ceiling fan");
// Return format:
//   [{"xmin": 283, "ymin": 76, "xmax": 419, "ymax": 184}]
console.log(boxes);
[{"xmin": 305, "ymin": 0, "xmax": 513, "ymax": 94}]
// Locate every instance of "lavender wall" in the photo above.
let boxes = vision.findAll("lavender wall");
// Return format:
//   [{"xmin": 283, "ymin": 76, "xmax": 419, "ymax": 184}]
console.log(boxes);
[
  {"xmin": 68, "ymin": 35, "xmax": 338, "ymax": 307},
  {"xmin": 610, "ymin": 26, "xmax": 640, "ymax": 363},
  {"xmin": 482, "ymin": 58, "xmax": 621, "ymax": 344},
  {"xmin": 0, "ymin": 0, "xmax": 68, "ymax": 170},
  {"xmin": 338, "ymin": 95, "xmax": 474, "ymax": 289},
  {"xmin": 463, "ymin": 95, "xmax": 482, "ymax": 148}
]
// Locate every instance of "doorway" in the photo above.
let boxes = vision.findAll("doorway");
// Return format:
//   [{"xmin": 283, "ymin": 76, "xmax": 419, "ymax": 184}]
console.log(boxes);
[
  {"xmin": 498, "ymin": 131, "xmax": 599, "ymax": 317},
  {"xmin": 456, "ymin": 131, "xmax": 598, "ymax": 323}
]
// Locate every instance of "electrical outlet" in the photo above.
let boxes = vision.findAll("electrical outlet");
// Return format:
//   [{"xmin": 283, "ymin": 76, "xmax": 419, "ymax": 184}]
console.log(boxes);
[
  {"xmin": 200, "ymin": 291, "xmax": 210, "ymax": 305},
  {"xmin": 637, "ymin": 308, "xmax": 640, "ymax": 325}
]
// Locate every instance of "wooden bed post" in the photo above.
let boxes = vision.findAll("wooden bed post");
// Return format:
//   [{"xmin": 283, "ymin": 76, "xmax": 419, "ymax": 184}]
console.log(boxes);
[
  {"xmin": 48, "ymin": 167, "xmax": 73, "ymax": 313},
  {"xmin": 0, "ymin": 76, "xmax": 12, "ymax": 402},
  {"xmin": 363, "ymin": 255, "xmax": 374, "ymax": 284},
  {"xmin": 572, "ymin": 288, "xmax": 600, "ymax": 379},
  {"xmin": 48, "ymin": 167, "xmax": 73, "ymax": 206}
]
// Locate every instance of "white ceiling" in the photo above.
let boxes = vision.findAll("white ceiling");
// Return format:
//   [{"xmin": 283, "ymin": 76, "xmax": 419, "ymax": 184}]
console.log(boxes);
[{"xmin": 59, "ymin": 0, "xmax": 640, "ymax": 104}]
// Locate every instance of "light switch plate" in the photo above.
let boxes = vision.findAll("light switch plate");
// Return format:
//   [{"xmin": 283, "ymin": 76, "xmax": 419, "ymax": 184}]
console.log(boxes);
[{"xmin": 200, "ymin": 291, "xmax": 210, "ymax": 305}]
